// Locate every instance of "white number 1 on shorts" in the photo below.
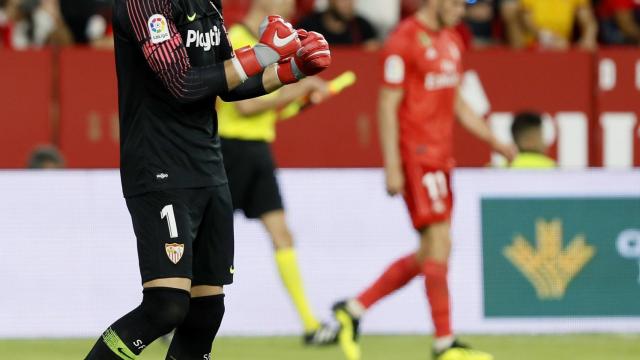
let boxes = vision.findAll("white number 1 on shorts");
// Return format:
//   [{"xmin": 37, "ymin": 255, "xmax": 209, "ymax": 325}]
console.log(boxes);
[{"xmin": 161, "ymin": 204, "xmax": 179, "ymax": 239}]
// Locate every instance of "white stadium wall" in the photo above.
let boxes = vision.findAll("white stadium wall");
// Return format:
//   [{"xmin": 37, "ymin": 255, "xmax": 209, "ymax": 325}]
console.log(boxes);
[{"xmin": 1, "ymin": 169, "xmax": 639, "ymax": 338}]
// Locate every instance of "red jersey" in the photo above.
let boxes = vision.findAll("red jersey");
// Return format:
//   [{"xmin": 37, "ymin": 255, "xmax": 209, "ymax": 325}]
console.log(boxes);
[{"xmin": 382, "ymin": 17, "xmax": 464, "ymax": 170}]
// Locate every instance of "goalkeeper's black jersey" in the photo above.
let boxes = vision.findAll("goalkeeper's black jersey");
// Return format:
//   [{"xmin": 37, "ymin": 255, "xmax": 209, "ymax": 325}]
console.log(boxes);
[{"xmin": 113, "ymin": 0, "xmax": 234, "ymax": 197}]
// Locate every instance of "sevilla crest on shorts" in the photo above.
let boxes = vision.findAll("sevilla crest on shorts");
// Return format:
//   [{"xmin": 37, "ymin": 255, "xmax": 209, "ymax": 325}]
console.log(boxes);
[{"xmin": 165, "ymin": 243, "xmax": 185, "ymax": 264}]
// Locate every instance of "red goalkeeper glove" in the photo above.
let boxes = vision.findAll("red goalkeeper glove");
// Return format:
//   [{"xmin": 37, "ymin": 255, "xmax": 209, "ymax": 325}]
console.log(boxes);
[
  {"xmin": 233, "ymin": 16, "xmax": 301, "ymax": 81},
  {"xmin": 277, "ymin": 30, "xmax": 332, "ymax": 84}
]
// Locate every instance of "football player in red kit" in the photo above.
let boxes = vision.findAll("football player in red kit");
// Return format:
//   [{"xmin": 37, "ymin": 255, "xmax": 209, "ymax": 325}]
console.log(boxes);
[{"xmin": 332, "ymin": 1, "xmax": 515, "ymax": 360}]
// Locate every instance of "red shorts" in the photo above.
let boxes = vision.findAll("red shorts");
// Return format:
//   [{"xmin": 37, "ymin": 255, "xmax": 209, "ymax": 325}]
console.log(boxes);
[{"xmin": 402, "ymin": 163, "xmax": 453, "ymax": 230}]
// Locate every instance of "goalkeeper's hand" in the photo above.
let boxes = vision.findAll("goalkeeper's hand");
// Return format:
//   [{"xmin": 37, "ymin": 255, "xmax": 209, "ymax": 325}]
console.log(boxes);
[
  {"xmin": 277, "ymin": 30, "xmax": 332, "ymax": 85},
  {"xmin": 233, "ymin": 16, "xmax": 301, "ymax": 80}
]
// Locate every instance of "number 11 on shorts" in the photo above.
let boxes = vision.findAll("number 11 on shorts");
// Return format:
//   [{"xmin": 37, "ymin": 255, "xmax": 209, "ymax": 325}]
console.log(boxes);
[
  {"xmin": 161, "ymin": 205, "xmax": 179, "ymax": 239},
  {"xmin": 422, "ymin": 171, "xmax": 448, "ymax": 214}
]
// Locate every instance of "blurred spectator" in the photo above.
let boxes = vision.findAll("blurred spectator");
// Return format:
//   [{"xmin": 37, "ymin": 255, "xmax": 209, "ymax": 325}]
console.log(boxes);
[
  {"xmin": 297, "ymin": 0, "xmax": 380, "ymax": 48},
  {"xmin": 599, "ymin": 0, "xmax": 640, "ymax": 45},
  {"xmin": 464, "ymin": 0, "xmax": 499, "ymax": 47},
  {"xmin": 0, "ymin": 0, "xmax": 16, "ymax": 47},
  {"xmin": 59, "ymin": 0, "xmax": 113, "ymax": 48},
  {"xmin": 500, "ymin": 0, "xmax": 525, "ymax": 48},
  {"xmin": 225, "ymin": 0, "xmax": 314, "ymax": 26},
  {"xmin": 510, "ymin": 112, "xmax": 556, "ymax": 169},
  {"xmin": 27, "ymin": 145, "xmax": 65, "ymax": 169},
  {"xmin": 349, "ymin": 0, "xmax": 400, "ymax": 39},
  {"xmin": 0, "ymin": 0, "xmax": 73, "ymax": 49},
  {"xmin": 505, "ymin": 0, "xmax": 598, "ymax": 50}
]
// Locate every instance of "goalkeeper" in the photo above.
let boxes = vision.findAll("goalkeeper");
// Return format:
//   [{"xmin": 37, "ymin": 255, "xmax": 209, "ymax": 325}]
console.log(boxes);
[
  {"xmin": 85, "ymin": 0, "xmax": 331, "ymax": 358},
  {"xmin": 217, "ymin": 0, "xmax": 336, "ymax": 346}
]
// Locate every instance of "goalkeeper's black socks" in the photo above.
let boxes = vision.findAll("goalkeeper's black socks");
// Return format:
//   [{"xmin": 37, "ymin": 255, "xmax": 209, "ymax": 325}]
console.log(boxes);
[
  {"xmin": 166, "ymin": 294, "xmax": 225, "ymax": 360},
  {"xmin": 85, "ymin": 287, "xmax": 190, "ymax": 360}
]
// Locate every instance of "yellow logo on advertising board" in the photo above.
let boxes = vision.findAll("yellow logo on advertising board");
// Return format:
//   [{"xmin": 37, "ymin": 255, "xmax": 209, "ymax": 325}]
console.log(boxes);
[{"xmin": 503, "ymin": 219, "xmax": 596, "ymax": 300}]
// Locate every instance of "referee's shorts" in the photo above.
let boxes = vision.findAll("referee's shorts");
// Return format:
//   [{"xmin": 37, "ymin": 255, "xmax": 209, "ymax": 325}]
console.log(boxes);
[{"xmin": 221, "ymin": 137, "xmax": 284, "ymax": 219}]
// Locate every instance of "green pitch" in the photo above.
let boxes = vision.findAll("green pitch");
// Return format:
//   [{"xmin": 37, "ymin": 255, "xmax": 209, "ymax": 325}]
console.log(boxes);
[{"xmin": 1, "ymin": 335, "xmax": 638, "ymax": 359}]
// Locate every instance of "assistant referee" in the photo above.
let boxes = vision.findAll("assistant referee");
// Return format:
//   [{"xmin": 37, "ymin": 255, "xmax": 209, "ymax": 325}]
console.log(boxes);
[{"xmin": 217, "ymin": 0, "xmax": 335, "ymax": 346}]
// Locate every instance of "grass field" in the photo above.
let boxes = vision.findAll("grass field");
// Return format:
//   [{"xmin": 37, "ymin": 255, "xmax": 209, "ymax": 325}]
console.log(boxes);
[{"xmin": 1, "ymin": 335, "xmax": 638, "ymax": 360}]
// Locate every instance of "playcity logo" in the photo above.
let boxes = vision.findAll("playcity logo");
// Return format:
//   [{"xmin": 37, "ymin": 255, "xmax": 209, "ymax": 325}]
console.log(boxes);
[
  {"xmin": 186, "ymin": 26, "xmax": 221, "ymax": 52},
  {"xmin": 616, "ymin": 229, "xmax": 640, "ymax": 284}
]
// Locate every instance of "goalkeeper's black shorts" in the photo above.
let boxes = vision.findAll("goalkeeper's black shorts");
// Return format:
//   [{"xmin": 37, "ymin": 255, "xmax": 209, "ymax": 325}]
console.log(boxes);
[{"xmin": 125, "ymin": 185, "xmax": 235, "ymax": 286}]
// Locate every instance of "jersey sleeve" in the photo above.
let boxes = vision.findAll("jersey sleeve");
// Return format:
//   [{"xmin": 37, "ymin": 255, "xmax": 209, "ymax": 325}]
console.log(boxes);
[
  {"xmin": 219, "ymin": 74, "xmax": 267, "ymax": 102},
  {"xmin": 381, "ymin": 31, "xmax": 411, "ymax": 88},
  {"xmin": 125, "ymin": 0, "xmax": 229, "ymax": 103}
]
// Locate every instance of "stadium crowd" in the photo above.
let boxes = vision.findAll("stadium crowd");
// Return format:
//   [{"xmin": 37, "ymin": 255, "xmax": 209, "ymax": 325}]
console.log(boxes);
[{"xmin": 0, "ymin": 0, "xmax": 639, "ymax": 50}]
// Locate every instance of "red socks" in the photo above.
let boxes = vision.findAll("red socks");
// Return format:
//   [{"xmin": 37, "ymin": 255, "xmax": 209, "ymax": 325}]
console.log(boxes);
[
  {"xmin": 423, "ymin": 260, "xmax": 452, "ymax": 338},
  {"xmin": 354, "ymin": 254, "xmax": 453, "ymax": 339},
  {"xmin": 356, "ymin": 253, "xmax": 421, "ymax": 309}
]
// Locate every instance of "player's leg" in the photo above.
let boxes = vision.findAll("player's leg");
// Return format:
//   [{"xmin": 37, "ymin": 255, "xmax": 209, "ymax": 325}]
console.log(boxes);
[
  {"xmin": 262, "ymin": 210, "xmax": 319, "ymax": 328},
  {"xmin": 420, "ymin": 222, "xmax": 492, "ymax": 360},
  {"xmin": 351, "ymin": 162, "xmax": 436, "ymax": 310},
  {"xmin": 86, "ymin": 191, "xmax": 199, "ymax": 359},
  {"xmin": 417, "ymin": 221, "xmax": 453, "ymax": 351},
  {"xmin": 245, "ymin": 143, "xmax": 332, "ymax": 345},
  {"xmin": 166, "ymin": 185, "xmax": 235, "ymax": 359},
  {"xmin": 333, "ymin": 252, "xmax": 421, "ymax": 360},
  {"xmin": 332, "ymin": 163, "xmax": 428, "ymax": 360},
  {"xmin": 165, "ymin": 286, "xmax": 226, "ymax": 360},
  {"xmin": 331, "ymin": 252, "xmax": 422, "ymax": 360},
  {"xmin": 261, "ymin": 210, "xmax": 335, "ymax": 345},
  {"xmin": 355, "ymin": 252, "xmax": 422, "ymax": 310},
  {"xmin": 415, "ymin": 170, "xmax": 492, "ymax": 360},
  {"xmin": 331, "ymin": 250, "xmax": 422, "ymax": 354},
  {"xmin": 86, "ymin": 279, "xmax": 191, "ymax": 360}
]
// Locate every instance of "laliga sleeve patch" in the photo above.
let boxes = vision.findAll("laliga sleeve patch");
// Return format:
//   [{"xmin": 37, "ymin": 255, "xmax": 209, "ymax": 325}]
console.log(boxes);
[
  {"xmin": 384, "ymin": 55, "xmax": 405, "ymax": 85},
  {"xmin": 148, "ymin": 14, "xmax": 171, "ymax": 44}
]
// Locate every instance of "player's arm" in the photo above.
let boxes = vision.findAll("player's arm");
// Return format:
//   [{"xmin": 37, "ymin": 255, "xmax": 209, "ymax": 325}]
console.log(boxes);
[
  {"xmin": 518, "ymin": 1, "xmax": 538, "ymax": 35},
  {"xmin": 379, "ymin": 86, "xmax": 405, "ymax": 196},
  {"xmin": 230, "ymin": 76, "xmax": 328, "ymax": 116},
  {"xmin": 454, "ymin": 90, "xmax": 516, "ymax": 161},
  {"xmin": 217, "ymin": 64, "xmax": 284, "ymax": 103},
  {"xmin": 500, "ymin": 0, "xmax": 527, "ymax": 49},
  {"xmin": 575, "ymin": 2, "xmax": 598, "ymax": 50},
  {"xmin": 125, "ymin": 0, "xmax": 298, "ymax": 103},
  {"xmin": 379, "ymin": 39, "xmax": 410, "ymax": 196},
  {"xmin": 220, "ymin": 29, "xmax": 331, "ymax": 103}
]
